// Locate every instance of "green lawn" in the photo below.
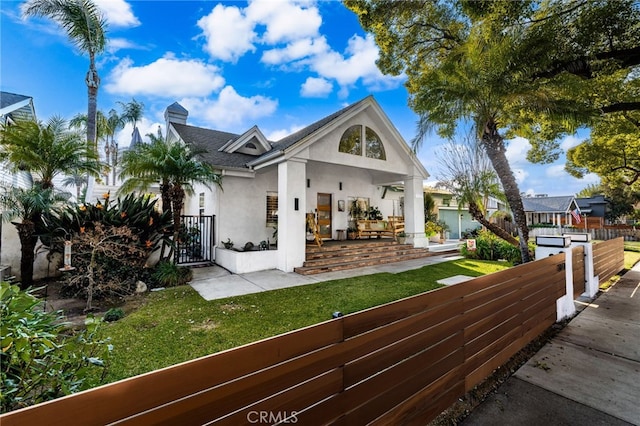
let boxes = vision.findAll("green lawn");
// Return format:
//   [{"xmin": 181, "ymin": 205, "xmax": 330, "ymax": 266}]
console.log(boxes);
[{"xmin": 97, "ymin": 258, "xmax": 508, "ymax": 384}]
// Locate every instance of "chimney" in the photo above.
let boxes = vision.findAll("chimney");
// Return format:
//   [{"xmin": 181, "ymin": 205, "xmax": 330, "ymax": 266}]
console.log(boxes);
[{"xmin": 164, "ymin": 102, "xmax": 188, "ymax": 128}]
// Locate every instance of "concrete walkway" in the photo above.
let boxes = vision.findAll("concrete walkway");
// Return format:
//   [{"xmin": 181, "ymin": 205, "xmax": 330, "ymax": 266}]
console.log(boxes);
[
  {"xmin": 189, "ymin": 253, "xmax": 463, "ymax": 301},
  {"xmin": 462, "ymin": 261, "xmax": 640, "ymax": 425}
]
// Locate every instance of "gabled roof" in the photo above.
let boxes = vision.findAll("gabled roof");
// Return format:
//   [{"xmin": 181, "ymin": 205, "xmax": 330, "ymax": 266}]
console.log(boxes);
[
  {"xmin": 522, "ymin": 196, "xmax": 576, "ymax": 213},
  {"xmin": 171, "ymin": 123, "xmax": 258, "ymax": 169},
  {"xmin": 0, "ymin": 91, "xmax": 36, "ymax": 124},
  {"xmin": 218, "ymin": 125, "xmax": 271, "ymax": 155},
  {"xmin": 169, "ymin": 95, "xmax": 427, "ymax": 178}
]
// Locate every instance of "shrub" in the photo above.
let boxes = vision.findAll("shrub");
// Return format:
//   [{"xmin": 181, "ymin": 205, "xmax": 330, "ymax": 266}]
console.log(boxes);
[
  {"xmin": 151, "ymin": 261, "xmax": 193, "ymax": 287},
  {"xmin": 103, "ymin": 307, "xmax": 125, "ymax": 322},
  {"xmin": 0, "ymin": 282, "xmax": 111, "ymax": 413},
  {"xmin": 461, "ymin": 229, "xmax": 527, "ymax": 264},
  {"xmin": 40, "ymin": 193, "xmax": 172, "ymax": 306}
]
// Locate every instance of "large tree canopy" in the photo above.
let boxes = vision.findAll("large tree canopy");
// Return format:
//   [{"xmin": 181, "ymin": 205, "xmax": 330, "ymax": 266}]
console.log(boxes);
[{"xmin": 346, "ymin": 0, "xmax": 640, "ymax": 261}]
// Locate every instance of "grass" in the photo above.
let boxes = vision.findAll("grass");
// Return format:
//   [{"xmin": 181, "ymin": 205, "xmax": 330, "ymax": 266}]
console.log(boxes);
[{"xmin": 97, "ymin": 258, "xmax": 508, "ymax": 384}]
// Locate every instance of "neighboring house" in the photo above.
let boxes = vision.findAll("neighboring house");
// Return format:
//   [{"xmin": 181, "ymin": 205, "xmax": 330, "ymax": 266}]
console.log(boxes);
[
  {"xmin": 168, "ymin": 96, "xmax": 430, "ymax": 273},
  {"xmin": 0, "ymin": 91, "xmax": 35, "ymax": 190},
  {"xmin": 424, "ymin": 185, "xmax": 508, "ymax": 239},
  {"xmin": 576, "ymin": 194, "xmax": 609, "ymax": 221},
  {"xmin": 522, "ymin": 195, "xmax": 582, "ymax": 226},
  {"xmin": 0, "ymin": 91, "xmax": 37, "ymax": 280}
]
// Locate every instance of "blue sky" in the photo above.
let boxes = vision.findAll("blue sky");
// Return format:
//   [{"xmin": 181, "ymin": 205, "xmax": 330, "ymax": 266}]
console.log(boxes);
[{"xmin": 1, "ymin": 0, "xmax": 598, "ymax": 196}]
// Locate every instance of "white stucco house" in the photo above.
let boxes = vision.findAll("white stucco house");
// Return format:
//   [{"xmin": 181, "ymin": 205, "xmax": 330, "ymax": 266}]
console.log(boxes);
[{"xmin": 167, "ymin": 96, "xmax": 430, "ymax": 273}]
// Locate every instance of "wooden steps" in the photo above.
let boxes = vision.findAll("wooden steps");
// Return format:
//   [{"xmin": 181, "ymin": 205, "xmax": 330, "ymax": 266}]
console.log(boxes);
[{"xmin": 294, "ymin": 240, "xmax": 439, "ymax": 275}]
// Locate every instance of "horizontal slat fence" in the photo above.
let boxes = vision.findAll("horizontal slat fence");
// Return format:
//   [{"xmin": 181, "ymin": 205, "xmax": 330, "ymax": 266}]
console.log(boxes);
[
  {"xmin": 572, "ymin": 245, "xmax": 586, "ymax": 298},
  {"xmin": 2, "ymin": 255, "xmax": 570, "ymax": 426},
  {"xmin": 593, "ymin": 237, "xmax": 625, "ymax": 283}
]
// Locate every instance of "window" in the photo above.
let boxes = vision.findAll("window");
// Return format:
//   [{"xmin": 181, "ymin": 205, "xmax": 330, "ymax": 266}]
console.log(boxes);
[
  {"xmin": 442, "ymin": 197, "xmax": 451, "ymax": 207},
  {"xmin": 365, "ymin": 127, "xmax": 385, "ymax": 160},
  {"xmin": 339, "ymin": 125, "xmax": 362, "ymax": 155},
  {"xmin": 199, "ymin": 193, "xmax": 205, "ymax": 216},
  {"xmin": 245, "ymin": 142, "xmax": 257, "ymax": 149},
  {"xmin": 266, "ymin": 192, "xmax": 278, "ymax": 226},
  {"xmin": 339, "ymin": 125, "xmax": 386, "ymax": 160}
]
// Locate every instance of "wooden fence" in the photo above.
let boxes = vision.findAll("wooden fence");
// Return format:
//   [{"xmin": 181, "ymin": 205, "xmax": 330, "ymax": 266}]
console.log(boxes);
[
  {"xmin": 530, "ymin": 227, "xmax": 639, "ymax": 241},
  {"xmin": 592, "ymin": 237, "xmax": 625, "ymax": 283},
  {"xmin": 1, "ymin": 242, "xmax": 624, "ymax": 425}
]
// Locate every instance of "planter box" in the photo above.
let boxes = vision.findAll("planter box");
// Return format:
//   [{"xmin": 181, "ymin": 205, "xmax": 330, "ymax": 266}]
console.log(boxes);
[{"xmin": 215, "ymin": 247, "xmax": 278, "ymax": 274}]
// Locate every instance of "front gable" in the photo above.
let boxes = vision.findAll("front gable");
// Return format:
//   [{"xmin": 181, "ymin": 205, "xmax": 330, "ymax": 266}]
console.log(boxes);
[
  {"xmin": 249, "ymin": 97, "xmax": 428, "ymax": 180},
  {"xmin": 218, "ymin": 125, "xmax": 271, "ymax": 156}
]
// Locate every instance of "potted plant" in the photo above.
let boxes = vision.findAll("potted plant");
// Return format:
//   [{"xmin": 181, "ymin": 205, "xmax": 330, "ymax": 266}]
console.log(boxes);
[
  {"xmin": 396, "ymin": 231, "xmax": 406, "ymax": 244},
  {"xmin": 425, "ymin": 220, "xmax": 443, "ymax": 243},
  {"xmin": 347, "ymin": 226, "xmax": 358, "ymax": 240},
  {"xmin": 222, "ymin": 238, "xmax": 234, "ymax": 249}
]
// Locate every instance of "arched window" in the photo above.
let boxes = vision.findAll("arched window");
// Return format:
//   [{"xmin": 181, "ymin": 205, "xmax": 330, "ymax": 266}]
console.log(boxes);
[
  {"xmin": 338, "ymin": 125, "xmax": 362, "ymax": 155},
  {"xmin": 365, "ymin": 127, "xmax": 385, "ymax": 160},
  {"xmin": 245, "ymin": 142, "xmax": 257, "ymax": 149}
]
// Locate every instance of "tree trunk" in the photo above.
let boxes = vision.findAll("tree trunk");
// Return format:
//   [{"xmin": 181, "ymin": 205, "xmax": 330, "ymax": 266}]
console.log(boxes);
[
  {"xmin": 86, "ymin": 54, "xmax": 100, "ymax": 151},
  {"xmin": 468, "ymin": 201, "xmax": 519, "ymax": 246},
  {"xmin": 481, "ymin": 117, "xmax": 532, "ymax": 263},
  {"xmin": 168, "ymin": 185, "xmax": 186, "ymax": 261},
  {"xmin": 159, "ymin": 182, "xmax": 173, "ymax": 260},
  {"xmin": 13, "ymin": 221, "xmax": 38, "ymax": 289}
]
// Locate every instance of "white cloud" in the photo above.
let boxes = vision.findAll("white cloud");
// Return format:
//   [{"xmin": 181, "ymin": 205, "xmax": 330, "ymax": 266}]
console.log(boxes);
[
  {"xmin": 546, "ymin": 164, "xmax": 568, "ymax": 178},
  {"xmin": 261, "ymin": 37, "xmax": 329, "ymax": 65},
  {"xmin": 246, "ymin": 0, "xmax": 322, "ymax": 44},
  {"xmin": 180, "ymin": 86, "xmax": 278, "ymax": 129},
  {"xmin": 197, "ymin": 4, "xmax": 256, "ymax": 63},
  {"xmin": 559, "ymin": 134, "xmax": 585, "ymax": 151},
  {"xmin": 308, "ymin": 34, "xmax": 403, "ymax": 95},
  {"xmin": 94, "ymin": 0, "xmax": 140, "ymax": 28},
  {"xmin": 105, "ymin": 55, "xmax": 225, "ymax": 98},
  {"xmin": 115, "ymin": 119, "xmax": 164, "ymax": 148},
  {"xmin": 511, "ymin": 167, "xmax": 528, "ymax": 185},
  {"xmin": 266, "ymin": 124, "xmax": 305, "ymax": 141},
  {"xmin": 505, "ymin": 137, "xmax": 530, "ymax": 165},
  {"xmin": 106, "ymin": 37, "xmax": 143, "ymax": 53},
  {"xmin": 300, "ymin": 77, "xmax": 332, "ymax": 98}
]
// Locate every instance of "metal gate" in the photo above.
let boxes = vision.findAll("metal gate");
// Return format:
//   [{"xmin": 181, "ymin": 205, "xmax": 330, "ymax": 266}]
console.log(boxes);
[{"xmin": 175, "ymin": 215, "xmax": 215, "ymax": 265}]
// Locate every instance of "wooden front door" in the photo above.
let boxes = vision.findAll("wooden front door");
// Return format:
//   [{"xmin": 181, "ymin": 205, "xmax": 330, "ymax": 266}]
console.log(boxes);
[{"xmin": 317, "ymin": 193, "xmax": 332, "ymax": 239}]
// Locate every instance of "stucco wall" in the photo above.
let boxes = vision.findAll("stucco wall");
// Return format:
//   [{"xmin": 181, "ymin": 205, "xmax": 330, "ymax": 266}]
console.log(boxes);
[{"xmin": 1, "ymin": 224, "xmax": 61, "ymax": 282}]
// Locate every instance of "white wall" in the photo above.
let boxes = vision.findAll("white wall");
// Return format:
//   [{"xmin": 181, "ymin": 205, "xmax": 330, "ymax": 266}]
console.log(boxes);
[
  {"xmin": 183, "ymin": 167, "xmax": 278, "ymax": 251},
  {"xmin": 1, "ymin": 225, "xmax": 62, "ymax": 282}
]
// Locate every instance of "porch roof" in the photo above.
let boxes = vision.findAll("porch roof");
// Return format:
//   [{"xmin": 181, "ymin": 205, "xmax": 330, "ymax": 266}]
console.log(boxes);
[{"xmin": 522, "ymin": 195, "xmax": 576, "ymax": 213}]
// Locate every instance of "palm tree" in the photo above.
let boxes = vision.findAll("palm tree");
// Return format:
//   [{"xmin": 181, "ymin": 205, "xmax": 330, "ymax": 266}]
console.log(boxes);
[
  {"xmin": 435, "ymin": 135, "xmax": 519, "ymax": 247},
  {"xmin": 119, "ymin": 132, "xmax": 222, "ymax": 260},
  {"xmin": 0, "ymin": 116, "xmax": 101, "ymax": 189},
  {"xmin": 118, "ymin": 98, "xmax": 144, "ymax": 132},
  {"xmin": 0, "ymin": 185, "xmax": 66, "ymax": 288},
  {"xmin": 105, "ymin": 109, "xmax": 123, "ymax": 185},
  {"xmin": 22, "ymin": 0, "xmax": 107, "ymax": 150}
]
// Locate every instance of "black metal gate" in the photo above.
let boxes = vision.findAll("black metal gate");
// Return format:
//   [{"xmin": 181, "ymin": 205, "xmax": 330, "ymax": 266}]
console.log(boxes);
[{"xmin": 175, "ymin": 215, "xmax": 215, "ymax": 265}]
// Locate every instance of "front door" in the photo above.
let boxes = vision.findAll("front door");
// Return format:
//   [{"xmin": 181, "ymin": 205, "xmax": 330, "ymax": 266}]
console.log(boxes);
[{"xmin": 317, "ymin": 193, "xmax": 332, "ymax": 239}]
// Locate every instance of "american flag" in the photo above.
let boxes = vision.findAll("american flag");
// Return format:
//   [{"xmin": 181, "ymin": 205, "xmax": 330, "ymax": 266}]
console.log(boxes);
[{"xmin": 571, "ymin": 208, "xmax": 582, "ymax": 224}]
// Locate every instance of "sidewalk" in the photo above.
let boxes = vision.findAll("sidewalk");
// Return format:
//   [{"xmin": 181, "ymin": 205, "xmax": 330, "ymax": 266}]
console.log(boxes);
[
  {"xmin": 461, "ymin": 262, "xmax": 640, "ymax": 425},
  {"xmin": 189, "ymin": 253, "xmax": 463, "ymax": 301}
]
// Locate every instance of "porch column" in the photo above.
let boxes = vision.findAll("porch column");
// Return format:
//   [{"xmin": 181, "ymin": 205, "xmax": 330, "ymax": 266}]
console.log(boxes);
[
  {"xmin": 404, "ymin": 174, "xmax": 427, "ymax": 248},
  {"xmin": 277, "ymin": 159, "xmax": 307, "ymax": 272}
]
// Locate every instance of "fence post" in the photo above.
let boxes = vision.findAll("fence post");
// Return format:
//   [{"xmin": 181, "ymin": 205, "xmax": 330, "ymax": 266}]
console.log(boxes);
[
  {"xmin": 564, "ymin": 233, "xmax": 598, "ymax": 299},
  {"xmin": 535, "ymin": 235, "xmax": 576, "ymax": 321},
  {"xmin": 558, "ymin": 245, "xmax": 576, "ymax": 321}
]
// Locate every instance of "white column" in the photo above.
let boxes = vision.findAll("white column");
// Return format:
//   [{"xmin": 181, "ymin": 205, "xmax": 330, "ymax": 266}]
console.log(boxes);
[
  {"xmin": 557, "ymin": 246, "xmax": 577, "ymax": 321},
  {"xmin": 277, "ymin": 159, "xmax": 307, "ymax": 272},
  {"xmin": 404, "ymin": 174, "xmax": 427, "ymax": 248},
  {"xmin": 572, "ymin": 242, "xmax": 598, "ymax": 298}
]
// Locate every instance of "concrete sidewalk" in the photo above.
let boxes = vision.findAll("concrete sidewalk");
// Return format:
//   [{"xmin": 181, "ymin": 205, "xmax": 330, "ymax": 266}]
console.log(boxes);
[
  {"xmin": 189, "ymin": 253, "xmax": 463, "ymax": 301},
  {"xmin": 462, "ymin": 262, "xmax": 640, "ymax": 425}
]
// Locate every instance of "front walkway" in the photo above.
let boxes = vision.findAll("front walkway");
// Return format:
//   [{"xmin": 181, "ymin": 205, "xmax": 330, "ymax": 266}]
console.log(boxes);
[
  {"xmin": 462, "ymin": 261, "xmax": 640, "ymax": 425},
  {"xmin": 189, "ymin": 252, "xmax": 463, "ymax": 301}
]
